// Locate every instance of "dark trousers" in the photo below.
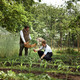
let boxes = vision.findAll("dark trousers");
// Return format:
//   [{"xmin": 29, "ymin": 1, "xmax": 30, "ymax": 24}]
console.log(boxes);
[
  {"xmin": 38, "ymin": 51, "xmax": 53, "ymax": 61},
  {"xmin": 19, "ymin": 43, "xmax": 28, "ymax": 56}
]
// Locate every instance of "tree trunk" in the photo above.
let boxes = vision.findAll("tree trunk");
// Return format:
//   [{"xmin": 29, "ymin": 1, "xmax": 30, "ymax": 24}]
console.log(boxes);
[
  {"xmin": 60, "ymin": 31, "xmax": 62, "ymax": 48},
  {"xmin": 51, "ymin": 39, "xmax": 52, "ymax": 49},
  {"xmin": 77, "ymin": 34, "xmax": 80, "ymax": 52},
  {"xmin": 68, "ymin": 32, "xmax": 71, "ymax": 48}
]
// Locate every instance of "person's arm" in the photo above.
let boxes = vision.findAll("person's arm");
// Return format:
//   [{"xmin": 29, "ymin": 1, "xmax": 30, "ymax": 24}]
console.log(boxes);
[
  {"xmin": 20, "ymin": 30, "xmax": 26, "ymax": 44},
  {"xmin": 33, "ymin": 46, "xmax": 43, "ymax": 52},
  {"xmin": 29, "ymin": 34, "xmax": 31, "ymax": 40},
  {"xmin": 40, "ymin": 49, "xmax": 48, "ymax": 59},
  {"xmin": 41, "ymin": 54, "xmax": 46, "ymax": 60},
  {"xmin": 33, "ymin": 48, "xmax": 40, "ymax": 52}
]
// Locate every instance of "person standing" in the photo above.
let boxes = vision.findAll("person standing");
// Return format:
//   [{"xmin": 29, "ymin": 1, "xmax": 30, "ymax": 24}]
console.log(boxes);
[
  {"xmin": 19, "ymin": 26, "xmax": 31, "ymax": 56},
  {"xmin": 33, "ymin": 40, "xmax": 53, "ymax": 61}
]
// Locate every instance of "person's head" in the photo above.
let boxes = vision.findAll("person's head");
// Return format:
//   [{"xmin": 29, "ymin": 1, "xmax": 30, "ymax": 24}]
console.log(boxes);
[
  {"xmin": 42, "ymin": 40, "xmax": 46, "ymax": 47},
  {"xmin": 24, "ymin": 25, "xmax": 29, "ymax": 31}
]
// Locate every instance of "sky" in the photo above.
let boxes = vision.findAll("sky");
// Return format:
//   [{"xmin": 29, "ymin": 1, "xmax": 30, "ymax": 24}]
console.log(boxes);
[{"xmin": 34, "ymin": 0, "xmax": 69, "ymax": 7}]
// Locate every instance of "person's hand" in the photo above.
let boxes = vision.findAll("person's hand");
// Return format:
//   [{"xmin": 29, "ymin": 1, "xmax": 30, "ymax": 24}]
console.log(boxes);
[
  {"xmin": 31, "ymin": 43, "xmax": 36, "ymax": 48},
  {"xmin": 24, "ymin": 42, "xmax": 27, "ymax": 45},
  {"xmin": 24, "ymin": 41, "xmax": 29, "ymax": 45},
  {"xmin": 38, "ymin": 59, "xmax": 41, "ymax": 62},
  {"xmin": 33, "ymin": 49, "xmax": 37, "ymax": 52}
]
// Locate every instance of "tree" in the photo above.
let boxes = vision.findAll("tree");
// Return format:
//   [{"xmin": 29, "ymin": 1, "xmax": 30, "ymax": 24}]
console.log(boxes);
[
  {"xmin": 0, "ymin": 0, "xmax": 34, "ymax": 32},
  {"xmin": 69, "ymin": 15, "xmax": 80, "ymax": 51}
]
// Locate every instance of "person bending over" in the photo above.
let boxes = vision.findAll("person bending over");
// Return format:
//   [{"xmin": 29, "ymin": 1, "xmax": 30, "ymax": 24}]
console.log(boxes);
[
  {"xmin": 33, "ymin": 40, "xmax": 53, "ymax": 61},
  {"xmin": 19, "ymin": 26, "xmax": 31, "ymax": 56}
]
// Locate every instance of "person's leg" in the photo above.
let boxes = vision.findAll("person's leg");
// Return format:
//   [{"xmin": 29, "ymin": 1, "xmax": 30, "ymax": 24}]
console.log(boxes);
[
  {"xmin": 19, "ymin": 43, "xmax": 24, "ymax": 56},
  {"xmin": 38, "ymin": 51, "xmax": 44, "ymax": 58},
  {"xmin": 43, "ymin": 52, "xmax": 53, "ymax": 61},
  {"xmin": 25, "ymin": 47, "xmax": 28, "ymax": 56}
]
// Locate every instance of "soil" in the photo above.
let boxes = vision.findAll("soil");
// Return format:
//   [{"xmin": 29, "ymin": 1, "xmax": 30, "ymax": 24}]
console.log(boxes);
[
  {"xmin": 1, "ymin": 62, "xmax": 80, "ymax": 72},
  {"xmin": 0, "ymin": 68, "xmax": 80, "ymax": 80}
]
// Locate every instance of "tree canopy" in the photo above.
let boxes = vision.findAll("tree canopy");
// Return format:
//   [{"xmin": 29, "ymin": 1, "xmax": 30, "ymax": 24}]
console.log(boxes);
[{"xmin": 0, "ymin": 0, "xmax": 80, "ymax": 48}]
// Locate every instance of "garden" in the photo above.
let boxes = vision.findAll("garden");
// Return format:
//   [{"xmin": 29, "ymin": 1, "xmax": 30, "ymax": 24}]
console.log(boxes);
[
  {"xmin": 0, "ymin": 33, "xmax": 80, "ymax": 80},
  {"xmin": 0, "ymin": 0, "xmax": 80, "ymax": 80}
]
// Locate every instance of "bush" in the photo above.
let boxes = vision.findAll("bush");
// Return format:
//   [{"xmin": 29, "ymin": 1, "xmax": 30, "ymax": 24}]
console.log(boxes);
[
  {"xmin": 66, "ymin": 48, "xmax": 78, "ymax": 54},
  {"xmin": 0, "ymin": 34, "xmax": 19, "ymax": 58}
]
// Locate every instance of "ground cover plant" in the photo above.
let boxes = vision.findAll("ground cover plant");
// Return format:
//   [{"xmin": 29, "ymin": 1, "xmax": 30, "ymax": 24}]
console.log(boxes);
[{"xmin": 0, "ymin": 70, "xmax": 63, "ymax": 80}]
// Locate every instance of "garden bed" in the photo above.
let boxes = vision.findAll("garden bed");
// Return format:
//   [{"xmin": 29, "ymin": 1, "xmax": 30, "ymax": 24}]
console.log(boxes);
[
  {"xmin": 0, "ymin": 68, "xmax": 80, "ymax": 80},
  {"xmin": 1, "ymin": 62, "xmax": 80, "ymax": 73}
]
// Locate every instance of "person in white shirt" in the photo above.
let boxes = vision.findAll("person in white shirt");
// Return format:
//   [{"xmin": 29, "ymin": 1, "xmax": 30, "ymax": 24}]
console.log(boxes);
[
  {"xmin": 19, "ymin": 26, "xmax": 31, "ymax": 56},
  {"xmin": 33, "ymin": 40, "xmax": 53, "ymax": 61}
]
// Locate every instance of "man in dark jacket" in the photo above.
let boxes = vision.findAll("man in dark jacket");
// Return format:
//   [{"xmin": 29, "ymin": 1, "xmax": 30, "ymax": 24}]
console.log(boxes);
[{"xmin": 19, "ymin": 26, "xmax": 31, "ymax": 56}]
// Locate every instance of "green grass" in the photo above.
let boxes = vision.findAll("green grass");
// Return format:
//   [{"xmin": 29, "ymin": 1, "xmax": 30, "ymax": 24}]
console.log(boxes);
[{"xmin": 0, "ymin": 34, "xmax": 19, "ymax": 57}]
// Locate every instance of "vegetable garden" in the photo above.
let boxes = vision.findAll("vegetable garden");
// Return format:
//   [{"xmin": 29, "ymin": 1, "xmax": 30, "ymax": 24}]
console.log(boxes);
[
  {"xmin": 0, "ymin": 43, "xmax": 80, "ymax": 80},
  {"xmin": 0, "ymin": 0, "xmax": 80, "ymax": 80}
]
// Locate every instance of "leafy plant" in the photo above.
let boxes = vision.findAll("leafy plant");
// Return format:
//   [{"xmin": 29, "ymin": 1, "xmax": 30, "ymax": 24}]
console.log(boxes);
[
  {"xmin": 0, "ymin": 70, "xmax": 59, "ymax": 80},
  {"xmin": 76, "ymin": 65, "xmax": 80, "ymax": 72},
  {"xmin": 44, "ymin": 61, "xmax": 48, "ymax": 68}
]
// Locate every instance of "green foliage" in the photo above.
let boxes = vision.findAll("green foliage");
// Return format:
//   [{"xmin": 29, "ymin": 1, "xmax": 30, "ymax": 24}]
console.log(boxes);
[
  {"xmin": 0, "ymin": 33, "xmax": 19, "ymax": 57},
  {"xmin": 66, "ymin": 48, "xmax": 78, "ymax": 54},
  {"xmin": 39, "ymin": 0, "xmax": 41, "ymax": 2},
  {"xmin": 0, "ymin": 0, "xmax": 34, "ymax": 32},
  {"xmin": 69, "ymin": 15, "xmax": 80, "ymax": 34},
  {"xmin": 57, "ymin": 48, "xmax": 79, "ymax": 55},
  {"xmin": 0, "ymin": 0, "xmax": 80, "ymax": 47},
  {"xmin": 0, "ymin": 70, "xmax": 58, "ymax": 80},
  {"xmin": 0, "ymin": 1, "xmax": 80, "ymax": 78},
  {"xmin": 66, "ymin": 1, "xmax": 74, "ymax": 9},
  {"xmin": 15, "ymin": 0, "xmax": 35, "ymax": 10},
  {"xmin": 30, "ymin": 39, "xmax": 38, "ymax": 44}
]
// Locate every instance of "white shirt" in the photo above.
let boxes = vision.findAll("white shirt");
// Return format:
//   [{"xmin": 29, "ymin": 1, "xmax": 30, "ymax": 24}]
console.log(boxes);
[
  {"xmin": 39, "ymin": 44, "xmax": 52, "ymax": 55},
  {"xmin": 20, "ymin": 30, "xmax": 31, "ymax": 43}
]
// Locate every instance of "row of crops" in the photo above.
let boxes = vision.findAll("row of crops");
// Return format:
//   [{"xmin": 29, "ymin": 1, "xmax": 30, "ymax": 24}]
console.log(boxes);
[
  {"xmin": 0, "ymin": 29, "xmax": 80, "ymax": 80},
  {"xmin": 0, "ymin": 70, "xmax": 62, "ymax": 80}
]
